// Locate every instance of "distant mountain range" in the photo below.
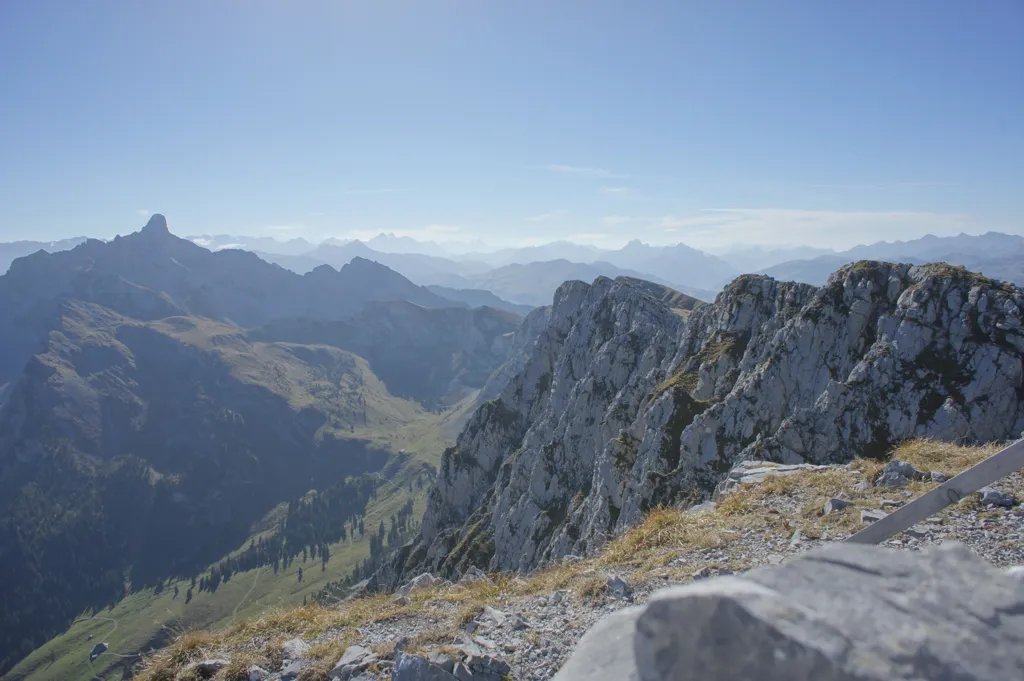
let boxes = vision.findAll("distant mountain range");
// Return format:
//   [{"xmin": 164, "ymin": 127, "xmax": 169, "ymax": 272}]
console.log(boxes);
[
  {"xmin": 6, "ymin": 229, "xmax": 1024, "ymax": 311},
  {"xmin": 759, "ymin": 232, "xmax": 1024, "ymax": 287},
  {"xmin": 0, "ymin": 237, "xmax": 89, "ymax": 273}
]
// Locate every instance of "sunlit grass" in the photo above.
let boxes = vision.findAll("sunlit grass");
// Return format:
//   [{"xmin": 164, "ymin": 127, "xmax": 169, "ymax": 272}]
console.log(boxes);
[{"xmin": 131, "ymin": 438, "xmax": 1009, "ymax": 681}]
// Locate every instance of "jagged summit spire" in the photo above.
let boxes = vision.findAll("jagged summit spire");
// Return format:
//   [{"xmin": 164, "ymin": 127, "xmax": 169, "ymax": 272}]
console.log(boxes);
[{"xmin": 142, "ymin": 214, "xmax": 169, "ymax": 235}]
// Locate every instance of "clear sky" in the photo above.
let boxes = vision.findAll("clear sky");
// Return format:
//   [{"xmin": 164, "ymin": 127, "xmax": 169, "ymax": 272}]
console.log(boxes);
[{"xmin": 0, "ymin": 0, "xmax": 1021, "ymax": 250}]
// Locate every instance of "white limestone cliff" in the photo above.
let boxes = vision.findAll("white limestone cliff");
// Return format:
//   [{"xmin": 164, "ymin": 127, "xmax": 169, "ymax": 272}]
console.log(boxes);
[{"xmin": 379, "ymin": 262, "xmax": 1024, "ymax": 585}]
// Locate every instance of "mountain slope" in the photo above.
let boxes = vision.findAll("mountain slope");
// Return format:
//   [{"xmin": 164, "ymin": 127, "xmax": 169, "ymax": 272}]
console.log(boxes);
[
  {"xmin": 0, "ymin": 216, "xmax": 458, "ymax": 397},
  {"xmin": 0, "ymin": 215, "xmax": 515, "ymax": 675},
  {"xmin": 378, "ymin": 262, "xmax": 1024, "ymax": 584},
  {"xmin": 0, "ymin": 302, "xmax": 418, "ymax": 670},
  {"xmin": 425, "ymin": 285, "xmax": 535, "ymax": 315},
  {"xmin": 250, "ymin": 302, "xmax": 523, "ymax": 408}
]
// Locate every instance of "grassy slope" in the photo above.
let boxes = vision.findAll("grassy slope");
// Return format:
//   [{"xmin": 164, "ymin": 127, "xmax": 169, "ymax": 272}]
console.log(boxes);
[
  {"xmin": 4, "ymin": 317, "xmax": 482, "ymax": 681},
  {"xmin": 127, "ymin": 439, "xmax": 1016, "ymax": 681}
]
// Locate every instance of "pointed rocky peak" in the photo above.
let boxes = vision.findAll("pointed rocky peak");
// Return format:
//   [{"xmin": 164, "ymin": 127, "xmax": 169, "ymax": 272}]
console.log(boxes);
[{"xmin": 141, "ymin": 214, "xmax": 169, "ymax": 236}]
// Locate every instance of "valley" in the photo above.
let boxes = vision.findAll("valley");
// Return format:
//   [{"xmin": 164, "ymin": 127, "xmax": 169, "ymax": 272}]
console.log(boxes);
[{"xmin": 0, "ymin": 217, "xmax": 532, "ymax": 680}]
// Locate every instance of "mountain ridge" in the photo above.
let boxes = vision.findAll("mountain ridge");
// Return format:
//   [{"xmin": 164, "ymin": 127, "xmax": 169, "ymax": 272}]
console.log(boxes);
[{"xmin": 376, "ymin": 260, "xmax": 1024, "ymax": 586}]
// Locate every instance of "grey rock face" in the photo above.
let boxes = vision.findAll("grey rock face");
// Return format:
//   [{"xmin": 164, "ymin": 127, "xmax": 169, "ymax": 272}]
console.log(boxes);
[
  {"xmin": 558, "ymin": 542, "xmax": 1024, "ymax": 681},
  {"xmin": 386, "ymin": 264, "xmax": 1024, "ymax": 584}
]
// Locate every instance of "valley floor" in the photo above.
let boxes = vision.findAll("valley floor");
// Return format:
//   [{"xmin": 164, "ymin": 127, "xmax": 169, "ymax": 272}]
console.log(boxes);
[{"xmin": 125, "ymin": 439, "xmax": 1024, "ymax": 681}]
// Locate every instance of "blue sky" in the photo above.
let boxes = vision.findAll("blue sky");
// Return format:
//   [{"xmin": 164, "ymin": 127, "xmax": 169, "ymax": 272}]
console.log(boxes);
[{"xmin": 0, "ymin": 0, "xmax": 1021, "ymax": 250}]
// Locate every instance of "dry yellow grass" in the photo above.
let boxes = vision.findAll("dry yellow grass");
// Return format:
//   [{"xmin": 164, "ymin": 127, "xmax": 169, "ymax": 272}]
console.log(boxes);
[
  {"xmin": 137, "ymin": 439, "xmax": 1006, "ymax": 680},
  {"xmin": 135, "ymin": 630, "xmax": 217, "ymax": 681},
  {"xmin": 214, "ymin": 651, "xmax": 260, "ymax": 681},
  {"xmin": 890, "ymin": 438, "xmax": 1003, "ymax": 475}
]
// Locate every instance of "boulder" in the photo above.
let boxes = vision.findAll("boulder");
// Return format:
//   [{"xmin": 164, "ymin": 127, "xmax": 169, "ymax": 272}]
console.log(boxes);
[
  {"xmin": 398, "ymin": 572, "xmax": 449, "ymax": 596},
  {"xmin": 281, "ymin": 657, "xmax": 311, "ymax": 681},
  {"xmin": 978, "ymin": 486, "xmax": 1016, "ymax": 508},
  {"xmin": 463, "ymin": 653, "xmax": 513, "ymax": 681},
  {"xmin": 392, "ymin": 652, "xmax": 459, "ymax": 680},
  {"xmin": 426, "ymin": 653, "xmax": 455, "ymax": 674},
  {"xmin": 552, "ymin": 607, "xmax": 643, "ymax": 681},
  {"xmin": 874, "ymin": 459, "xmax": 926, "ymax": 488},
  {"xmin": 556, "ymin": 542, "xmax": 1024, "ymax": 681},
  {"xmin": 187, "ymin": 658, "xmax": 229, "ymax": 679},
  {"xmin": 248, "ymin": 665, "xmax": 270, "ymax": 681},
  {"xmin": 606, "ymin": 574, "xmax": 634, "ymax": 600},
  {"xmin": 282, "ymin": 637, "xmax": 311, "ymax": 660},
  {"xmin": 822, "ymin": 498, "xmax": 852, "ymax": 515},
  {"xmin": 859, "ymin": 508, "xmax": 887, "ymax": 523},
  {"xmin": 458, "ymin": 566, "xmax": 491, "ymax": 584},
  {"xmin": 329, "ymin": 645, "xmax": 378, "ymax": 681},
  {"xmin": 716, "ymin": 462, "xmax": 834, "ymax": 498}
]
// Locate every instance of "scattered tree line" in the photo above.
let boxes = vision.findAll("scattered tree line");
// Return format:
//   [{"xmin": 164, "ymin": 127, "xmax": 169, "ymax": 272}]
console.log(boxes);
[
  {"xmin": 192, "ymin": 474, "xmax": 377, "ymax": 594},
  {"xmin": 313, "ymin": 497, "xmax": 421, "ymax": 605}
]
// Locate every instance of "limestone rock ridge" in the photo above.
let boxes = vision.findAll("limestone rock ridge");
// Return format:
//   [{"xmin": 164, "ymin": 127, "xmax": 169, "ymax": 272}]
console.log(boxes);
[{"xmin": 377, "ymin": 262, "xmax": 1024, "ymax": 586}]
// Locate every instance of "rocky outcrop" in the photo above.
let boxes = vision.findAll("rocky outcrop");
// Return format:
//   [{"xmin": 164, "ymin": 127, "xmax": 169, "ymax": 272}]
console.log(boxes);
[
  {"xmin": 478, "ymin": 304, "xmax": 552, "ymax": 402},
  {"xmin": 554, "ymin": 542, "xmax": 1024, "ymax": 681},
  {"xmin": 382, "ymin": 263, "xmax": 1024, "ymax": 584}
]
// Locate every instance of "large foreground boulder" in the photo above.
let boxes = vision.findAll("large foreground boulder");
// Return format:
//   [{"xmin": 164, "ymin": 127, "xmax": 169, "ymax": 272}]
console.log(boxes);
[{"xmin": 554, "ymin": 542, "xmax": 1024, "ymax": 681}]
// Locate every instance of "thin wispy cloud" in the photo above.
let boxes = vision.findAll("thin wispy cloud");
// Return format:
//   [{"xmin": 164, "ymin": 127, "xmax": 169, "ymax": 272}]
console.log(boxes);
[
  {"xmin": 602, "ymin": 186, "xmax": 645, "ymax": 201},
  {"xmin": 527, "ymin": 209, "xmax": 568, "ymax": 222},
  {"xmin": 537, "ymin": 164, "xmax": 626, "ymax": 180},
  {"xmin": 136, "ymin": 209, "xmax": 150, "ymax": 216},
  {"xmin": 651, "ymin": 208, "xmax": 973, "ymax": 250}
]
